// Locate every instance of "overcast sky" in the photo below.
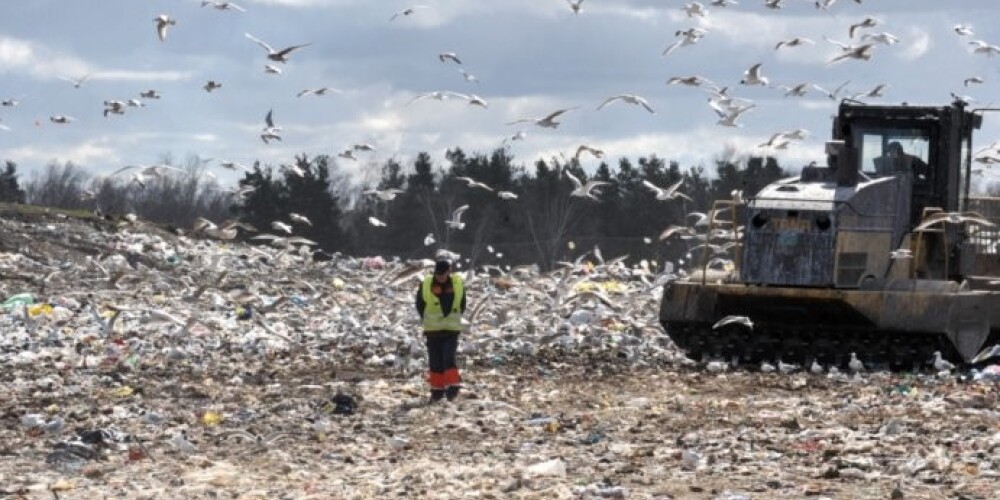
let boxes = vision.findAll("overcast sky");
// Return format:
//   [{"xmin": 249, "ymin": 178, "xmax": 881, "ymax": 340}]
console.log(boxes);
[{"xmin": 1, "ymin": 0, "xmax": 999, "ymax": 187}]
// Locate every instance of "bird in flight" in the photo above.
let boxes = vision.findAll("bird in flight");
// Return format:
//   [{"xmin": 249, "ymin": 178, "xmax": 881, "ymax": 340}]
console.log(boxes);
[
  {"xmin": 439, "ymin": 52, "xmax": 462, "ymax": 65},
  {"xmin": 59, "ymin": 74, "xmax": 93, "ymax": 88},
  {"xmin": 201, "ymin": 1, "xmax": 245, "ymax": 12},
  {"xmin": 261, "ymin": 109, "xmax": 281, "ymax": 144},
  {"xmin": 297, "ymin": 87, "xmax": 341, "ymax": 97},
  {"xmin": 154, "ymin": 14, "xmax": 176, "ymax": 42},
  {"xmin": 506, "ymin": 107, "xmax": 575, "ymax": 129},
  {"xmin": 390, "ymin": 5, "xmax": 428, "ymax": 21},
  {"xmin": 597, "ymin": 94, "xmax": 655, "ymax": 114},
  {"xmin": 245, "ymin": 33, "xmax": 312, "ymax": 63},
  {"xmin": 642, "ymin": 179, "xmax": 692, "ymax": 201},
  {"xmin": 565, "ymin": 170, "xmax": 609, "ymax": 200},
  {"xmin": 566, "ymin": 0, "xmax": 585, "ymax": 14},
  {"xmin": 445, "ymin": 205, "xmax": 470, "ymax": 230}
]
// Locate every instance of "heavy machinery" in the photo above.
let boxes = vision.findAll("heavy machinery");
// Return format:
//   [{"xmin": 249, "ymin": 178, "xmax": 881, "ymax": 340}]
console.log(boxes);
[{"xmin": 660, "ymin": 99, "xmax": 1000, "ymax": 369}]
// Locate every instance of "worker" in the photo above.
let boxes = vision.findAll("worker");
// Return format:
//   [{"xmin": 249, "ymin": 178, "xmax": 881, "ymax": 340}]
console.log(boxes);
[
  {"xmin": 874, "ymin": 141, "xmax": 929, "ymax": 179},
  {"xmin": 415, "ymin": 258, "xmax": 467, "ymax": 403}
]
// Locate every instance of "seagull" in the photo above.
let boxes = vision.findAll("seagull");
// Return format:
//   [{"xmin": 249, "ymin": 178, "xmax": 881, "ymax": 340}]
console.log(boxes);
[
  {"xmin": 668, "ymin": 75, "xmax": 714, "ymax": 87},
  {"xmin": 451, "ymin": 92, "xmax": 488, "ymax": 108},
  {"xmin": 390, "ymin": 5, "xmax": 428, "ymax": 21},
  {"xmin": 139, "ymin": 90, "xmax": 161, "ymax": 99},
  {"xmin": 954, "ymin": 24, "xmax": 974, "ymax": 37},
  {"xmin": 711, "ymin": 0, "xmax": 738, "ymax": 5},
  {"xmin": 364, "ymin": 188, "xmax": 405, "ymax": 201},
  {"xmin": 964, "ymin": 76, "xmax": 984, "ymax": 87},
  {"xmin": 714, "ymin": 103, "xmax": 755, "ymax": 127},
  {"xmin": 809, "ymin": 360, "xmax": 824, "ymax": 374},
  {"xmin": 777, "ymin": 83, "xmax": 817, "ymax": 97},
  {"xmin": 352, "ymin": 143, "xmax": 376, "ymax": 152},
  {"xmin": 850, "ymin": 83, "xmax": 888, "ymax": 99},
  {"xmin": 0, "ymin": 120, "xmax": 9, "ymax": 132},
  {"xmin": 565, "ymin": 170, "xmax": 609, "ymax": 200},
  {"xmin": 110, "ymin": 164, "xmax": 183, "ymax": 179},
  {"xmin": 848, "ymin": 352, "xmax": 865, "ymax": 372},
  {"xmin": 969, "ymin": 40, "xmax": 1000, "ymax": 57},
  {"xmin": 455, "ymin": 176, "xmax": 494, "ymax": 191},
  {"xmin": 172, "ymin": 430, "xmax": 198, "ymax": 454},
  {"xmin": 861, "ymin": 32, "xmax": 899, "ymax": 45},
  {"xmin": 972, "ymin": 344, "xmax": 1000, "ymax": 364},
  {"xmin": 203, "ymin": 80, "xmax": 222, "ymax": 92},
  {"xmin": 828, "ymin": 44, "xmax": 875, "ymax": 64},
  {"xmin": 777, "ymin": 360, "xmax": 800, "ymax": 374},
  {"xmin": 760, "ymin": 361, "xmax": 776, "ymax": 373},
  {"xmin": 502, "ymin": 130, "xmax": 527, "ymax": 145},
  {"xmin": 271, "ymin": 221, "xmax": 293, "ymax": 234},
  {"xmin": 260, "ymin": 109, "xmax": 281, "ymax": 144},
  {"xmin": 814, "ymin": 80, "xmax": 851, "ymax": 100},
  {"xmin": 424, "ymin": 233, "xmax": 436, "ymax": 246},
  {"xmin": 848, "ymin": 17, "xmax": 878, "ymax": 38},
  {"xmin": 218, "ymin": 161, "xmax": 248, "ymax": 171},
  {"xmin": 763, "ymin": 0, "xmax": 785, "ymax": 9},
  {"xmin": 264, "ymin": 64, "xmax": 282, "ymax": 74},
  {"xmin": 297, "ymin": 87, "xmax": 340, "ymax": 97},
  {"xmin": 127, "ymin": 99, "xmax": 144, "ymax": 107},
  {"xmin": 438, "ymin": 52, "xmax": 462, "ymax": 64},
  {"xmin": 566, "ymin": 0, "xmax": 585, "ymax": 14},
  {"xmin": 774, "ymin": 37, "xmax": 814, "ymax": 50},
  {"xmin": 59, "ymin": 74, "xmax": 92, "ymax": 88},
  {"xmin": 337, "ymin": 149, "xmax": 357, "ymax": 160},
  {"xmin": 445, "ymin": 205, "xmax": 470, "ymax": 230},
  {"xmin": 643, "ymin": 179, "xmax": 691, "ymax": 201},
  {"xmin": 915, "ymin": 211, "xmax": 994, "ymax": 231},
  {"xmin": 739, "ymin": 63, "xmax": 768, "ymax": 86},
  {"xmin": 49, "ymin": 115, "xmax": 75, "ymax": 124},
  {"xmin": 368, "ymin": 216, "xmax": 387, "ymax": 227},
  {"xmin": 506, "ymin": 108, "xmax": 575, "ymax": 129},
  {"xmin": 574, "ymin": 144, "xmax": 604, "ymax": 161},
  {"xmin": 931, "ymin": 351, "xmax": 955, "ymax": 371},
  {"xmin": 458, "ymin": 69, "xmax": 479, "ymax": 83},
  {"xmin": 497, "ymin": 191, "xmax": 519, "ymax": 200},
  {"xmin": 663, "ymin": 27, "xmax": 707, "ymax": 56},
  {"xmin": 682, "ymin": 2, "xmax": 707, "ymax": 18},
  {"xmin": 597, "ymin": 94, "xmax": 655, "ymax": 113},
  {"xmin": 201, "ymin": 1, "xmax": 246, "ymax": 12},
  {"xmin": 406, "ymin": 90, "xmax": 463, "ymax": 106},
  {"xmin": 245, "ymin": 33, "xmax": 311, "ymax": 63},
  {"xmin": 712, "ymin": 315, "xmax": 753, "ymax": 330},
  {"xmin": 154, "ymin": 14, "xmax": 176, "ymax": 42}
]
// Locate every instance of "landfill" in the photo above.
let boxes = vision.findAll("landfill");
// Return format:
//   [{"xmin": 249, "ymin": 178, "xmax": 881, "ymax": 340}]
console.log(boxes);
[{"xmin": 2, "ymin": 211, "xmax": 1000, "ymax": 499}]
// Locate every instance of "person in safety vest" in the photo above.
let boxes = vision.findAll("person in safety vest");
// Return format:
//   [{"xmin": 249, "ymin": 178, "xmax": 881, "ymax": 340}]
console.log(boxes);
[{"xmin": 415, "ymin": 258, "xmax": 467, "ymax": 403}]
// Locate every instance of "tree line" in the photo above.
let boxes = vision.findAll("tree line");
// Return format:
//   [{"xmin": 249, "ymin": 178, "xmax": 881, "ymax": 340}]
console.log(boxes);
[{"xmin": 2, "ymin": 148, "xmax": 791, "ymax": 269}]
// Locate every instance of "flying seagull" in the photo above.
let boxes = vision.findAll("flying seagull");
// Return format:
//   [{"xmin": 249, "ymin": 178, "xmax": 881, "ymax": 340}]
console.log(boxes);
[
  {"xmin": 390, "ymin": 5, "xmax": 428, "ymax": 21},
  {"xmin": 642, "ymin": 179, "xmax": 692, "ymax": 201},
  {"xmin": 445, "ymin": 205, "xmax": 470, "ymax": 230},
  {"xmin": 201, "ymin": 1, "xmax": 246, "ymax": 12},
  {"xmin": 439, "ymin": 52, "xmax": 462, "ymax": 65},
  {"xmin": 506, "ymin": 107, "xmax": 575, "ymax": 129},
  {"xmin": 565, "ymin": 170, "xmax": 609, "ymax": 200},
  {"xmin": 154, "ymin": 14, "xmax": 176, "ymax": 42},
  {"xmin": 597, "ymin": 94, "xmax": 655, "ymax": 114},
  {"xmin": 566, "ymin": 0, "xmax": 585, "ymax": 14},
  {"xmin": 261, "ymin": 109, "xmax": 281, "ymax": 144},
  {"xmin": 59, "ymin": 74, "xmax": 92, "ymax": 88},
  {"xmin": 245, "ymin": 33, "xmax": 311, "ymax": 63},
  {"xmin": 739, "ymin": 63, "xmax": 769, "ymax": 86}
]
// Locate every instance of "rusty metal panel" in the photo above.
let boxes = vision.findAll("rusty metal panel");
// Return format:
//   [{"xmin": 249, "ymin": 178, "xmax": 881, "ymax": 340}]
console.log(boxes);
[{"xmin": 742, "ymin": 218, "xmax": 836, "ymax": 286}]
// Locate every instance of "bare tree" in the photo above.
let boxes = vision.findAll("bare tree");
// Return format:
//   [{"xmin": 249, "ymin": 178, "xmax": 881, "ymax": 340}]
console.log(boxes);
[{"xmin": 25, "ymin": 162, "xmax": 90, "ymax": 209}]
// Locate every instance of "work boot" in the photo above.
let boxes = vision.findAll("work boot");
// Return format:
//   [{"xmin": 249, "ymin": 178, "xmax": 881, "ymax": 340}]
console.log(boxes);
[
  {"xmin": 429, "ymin": 389, "xmax": 445, "ymax": 404},
  {"xmin": 445, "ymin": 386, "xmax": 460, "ymax": 402}
]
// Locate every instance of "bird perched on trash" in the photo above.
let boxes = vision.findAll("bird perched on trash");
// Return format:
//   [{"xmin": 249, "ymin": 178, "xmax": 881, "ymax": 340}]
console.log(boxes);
[
  {"xmin": 172, "ymin": 430, "xmax": 198, "ymax": 454},
  {"xmin": 931, "ymin": 351, "xmax": 955, "ymax": 371},
  {"xmin": 848, "ymin": 352, "xmax": 865, "ymax": 372}
]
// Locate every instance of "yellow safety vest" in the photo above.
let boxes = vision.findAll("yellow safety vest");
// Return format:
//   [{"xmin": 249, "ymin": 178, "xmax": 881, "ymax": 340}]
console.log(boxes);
[{"xmin": 421, "ymin": 275, "xmax": 464, "ymax": 332}]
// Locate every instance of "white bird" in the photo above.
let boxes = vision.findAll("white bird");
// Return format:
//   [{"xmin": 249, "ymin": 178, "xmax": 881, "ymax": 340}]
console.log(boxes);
[
  {"xmin": 506, "ymin": 108, "xmax": 575, "ymax": 129},
  {"xmin": 297, "ymin": 87, "xmax": 341, "ymax": 97},
  {"xmin": 201, "ymin": 1, "xmax": 246, "ymax": 12},
  {"xmin": 458, "ymin": 69, "xmax": 479, "ymax": 83},
  {"xmin": 849, "ymin": 17, "xmax": 878, "ymax": 38},
  {"xmin": 565, "ymin": 170, "xmax": 609, "ymax": 200},
  {"xmin": 597, "ymin": 94, "xmax": 655, "ymax": 114},
  {"xmin": 777, "ymin": 83, "xmax": 817, "ymax": 98},
  {"xmin": 139, "ymin": 90, "xmax": 161, "ymax": 99},
  {"xmin": 969, "ymin": 40, "xmax": 1000, "ymax": 57},
  {"xmin": 814, "ymin": 80, "xmax": 851, "ymax": 100},
  {"xmin": 368, "ymin": 216, "xmax": 387, "ymax": 227},
  {"xmin": 271, "ymin": 221, "xmax": 293, "ymax": 234},
  {"xmin": 127, "ymin": 99, "xmax": 144, "ymax": 108},
  {"xmin": 244, "ymin": 32, "xmax": 311, "ymax": 63},
  {"xmin": 712, "ymin": 315, "xmax": 753, "ymax": 330},
  {"xmin": 264, "ymin": 64, "xmax": 282, "ymax": 74},
  {"xmin": 566, "ymin": 0, "xmax": 585, "ymax": 14},
  {"xmin": 814, "ymin": 0, "xmax": 837, "ymax": 9},
  {"xmin": 760, "ymin": 361, "xmax": 776, "ymax": 373},
  {"xmin": 763, "ymin": 0, "xmax": 785, "ymax": 9},
  {"xmin": 502, "ymin": 130, "xmax": 527, "ymax": 145},
  {"xmin": 848, "ymin": 352, "xmax": 865, "ymax": 373},
  {"xmin": 777, "ymin": 360, "xmax": 800, "ymax": 374},
  {"xmin": 964, "ymin": 76, "xmax": 984, "ymax": 87},
  {"xmin": 682, "ymin": 2, "xmax": 707, "ymax": 18},
  {"xmin": 364, "ymin": 188, "xmax": 405, "ymax": 201},
  {"xmin": 423, "ymin": 233, "xmax": 436, "ymax": 246},
  {"xmin": 455, "ymin": 176, "xmax": 494, "ymax": 191},
  {"xmin": 49, "ymin": 115, "xmax": 75, "ymax": 124},
  {"xmin": 281, "ymin": 163, "xmax": 306, "ymax": 177},
  {"xmin": 59, "ymin": 74, "xmax": 92, "ymax": 88},
  {"xmin": 390, "ymin": 5, "xmax": 428, "ymax": 21},
  {"xmin": 261, "ymin": 109, "xmax": 281, "ymax": 144},
  {"xmin": 406, "ymin": 90, "xmax": 464, "ymax": 106},
  {"xmin": 498, "ymin": 191, "xmax": 519, "ymax": 200},
  {"xmin": 850, "ymin": 84, "xmax": 888, "ymax": 100},
  {"xmin": 663, "ymin": 27, "xmax": 707, "ymax": 56},
  {"xmin": 203, "ymin": 80, "xmax": 222, "ymax": 92},
  {"xmin": 667, "ymin": 75, "xmax": 714, "ymax": 87},
  {"xmin": 954, "ymin": 24, "xmax": 974, "ymax": 37},
  {"xmin": 739, "ymin": 63, "xmax": 768, "ymax": 86},
  {"xmin": 172, "ymin": 430, "xmax": 198, "ymax": 454},
  {"xmin": 0, "ymin": 120, "xmax": 9, "ymax": 132},
  {"xmin": 931, "ymin": 351, "xmax": 955, "ymax": 371},
  {"xmin": 828, "ymin": 44, "xmax": 875, "ymax": 64},
  {"xmin": 809, "ymin": 360, "xmax": 824, "ymax": 374},
  {"xmin": 337, "ymin": 149, "xmax": 358, "ymax": 161},
  {"xmin": 642, "ymin": 179, "xmax": 691, "ymax": 201},
  {"xmin": 154, "ymin": 14, "xmax": 176, "ymax": 42},
  {"xmin": 218, "ymin": 161, "xmax": 248, "ymax": 171},
  {"xmin": 574, "ymin": 144, "xmax": 604, "ymax": 161},
  {"xmin": 714, "ymin": 103, "xmax": 755, "ymax": 127},
  {"xmin": 438, "ymin": 52, "xmax": 462, "ymax": 65},
  {"xmin": 352, "ymin": 143, "xmax": 376, "ymax": 152},
  {"xmin": 972, "ymin": 344, "xmax": 1000, "ymax": 364},
  {"xmin": 711, "ymin": 0, "xmax": 737, "ymax": 5},
  {"xmin": 775, "ymin": 37, "xmax": 814, "ymax": 50},
  {"xmin": 861, "ymin": 32, "xmax": 899, "ymax": 45},
  {"xmin": 445, "ymin": 205, "xmax": 470, "ymax": 230}
]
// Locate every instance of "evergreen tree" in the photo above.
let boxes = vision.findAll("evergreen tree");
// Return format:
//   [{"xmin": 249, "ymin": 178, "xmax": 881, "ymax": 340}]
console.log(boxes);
[{"xmin": 0, "ymin": 161, "xmax": 25, "ymax": 204}]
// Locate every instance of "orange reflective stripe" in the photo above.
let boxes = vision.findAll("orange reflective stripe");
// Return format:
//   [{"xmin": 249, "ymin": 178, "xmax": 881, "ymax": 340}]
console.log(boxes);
[
  {"xmin": 442, "ymin": 368, "xmax": 461, "ymax": 387},
  {"xmin": 427, "ymin": 372, "xmax": 448, "ymax": 389}
]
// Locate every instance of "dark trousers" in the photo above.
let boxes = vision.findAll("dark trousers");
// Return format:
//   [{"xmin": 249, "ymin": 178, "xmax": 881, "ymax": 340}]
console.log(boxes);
[{"xmin": 425, "ymin": 332, "xmax": 460, "ymax": 389}]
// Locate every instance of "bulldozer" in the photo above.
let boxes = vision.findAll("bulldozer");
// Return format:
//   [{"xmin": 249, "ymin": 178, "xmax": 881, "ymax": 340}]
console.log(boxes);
[{"xmin": 660, "ymin": 99, "xmax": 1000, "ymax": 369}]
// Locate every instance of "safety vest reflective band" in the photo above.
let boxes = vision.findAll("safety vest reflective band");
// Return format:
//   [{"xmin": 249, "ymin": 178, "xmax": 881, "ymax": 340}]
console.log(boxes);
[{"xmin": 421, "ymin": 275, "xmax": 464, "ymax": 332}]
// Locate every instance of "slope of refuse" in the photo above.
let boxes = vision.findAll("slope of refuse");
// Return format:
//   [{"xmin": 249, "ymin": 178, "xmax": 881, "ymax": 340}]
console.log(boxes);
[{"xmin": 1, "ymin": 207, "xmax": 999, "ymax": 499}]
